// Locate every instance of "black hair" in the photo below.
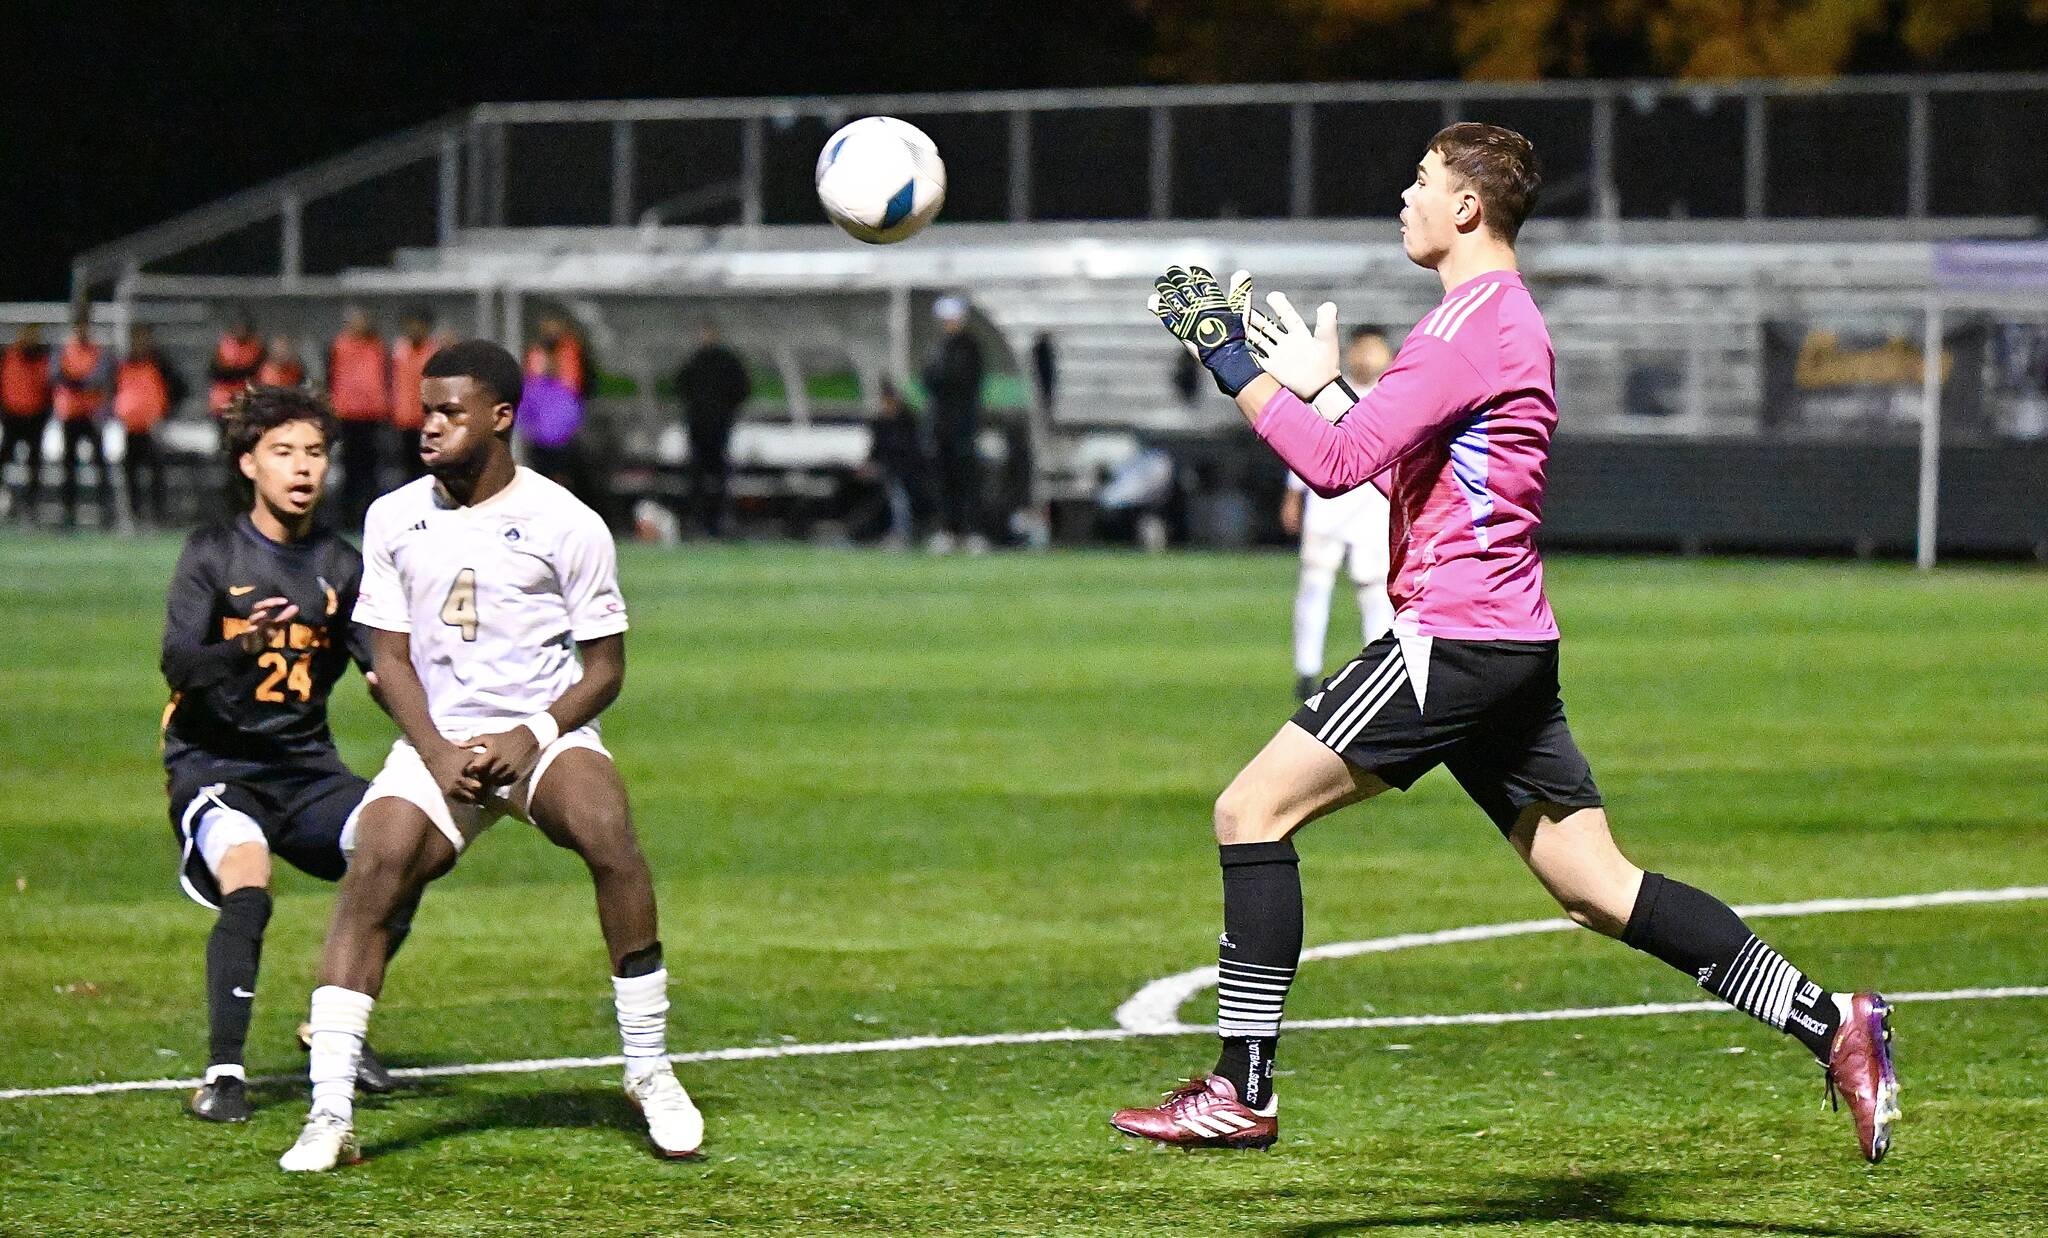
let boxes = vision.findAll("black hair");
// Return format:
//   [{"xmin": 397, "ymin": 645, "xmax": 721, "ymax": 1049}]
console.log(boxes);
[
  {"xmin": 421, "ymin": 338, "xmax": 524, "ymax": 409},
  {"xmin": 1349, "ymin": 325, "xmax": 1387, "ymax": 343},
  {"xmin": 222, "ymin": 385, "xmax": 338, "ymax": 491}
]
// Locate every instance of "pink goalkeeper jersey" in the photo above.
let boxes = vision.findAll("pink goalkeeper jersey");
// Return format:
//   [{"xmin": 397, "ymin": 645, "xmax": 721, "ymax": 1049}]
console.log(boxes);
[{"xmin": 1255, "ymin": 269, "xmax": 1560, "ymax": 641}]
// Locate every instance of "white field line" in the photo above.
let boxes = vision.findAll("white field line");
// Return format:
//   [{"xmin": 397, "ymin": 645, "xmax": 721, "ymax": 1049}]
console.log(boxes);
[
  {"xmin": 5, "ymin": 884, "xmax": 2044, "ymax": 1104},
  {"xmin": 3, "ymin": 985, "xmax": 2044, "ymax": 1103},
  {"xmin": 1112, "ymin": 884, "xmax": 2048, "ymax": 1033}
]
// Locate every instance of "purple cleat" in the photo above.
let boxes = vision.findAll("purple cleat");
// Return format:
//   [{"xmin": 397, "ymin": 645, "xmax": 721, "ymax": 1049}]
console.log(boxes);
[{"xmin": 1824, "ymin": 992, "xmax": 1900, "ymax": 1163}]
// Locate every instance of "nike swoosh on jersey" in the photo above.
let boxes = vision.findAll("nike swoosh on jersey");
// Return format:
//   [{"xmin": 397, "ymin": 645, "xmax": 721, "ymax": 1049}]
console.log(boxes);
[{"xmin": 228, "ymin": 585, "xmax": 256, "ymax": 596}]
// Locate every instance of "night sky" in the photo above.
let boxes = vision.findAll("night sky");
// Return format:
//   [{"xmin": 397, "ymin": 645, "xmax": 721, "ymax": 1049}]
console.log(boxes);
[
  {"xmin": 10, "ymin": 3, "xmax": 2044, "ymax": 303},
  {"xmin": 4, "ymin": 1, "xmax": 1151, "ymax": 302}
]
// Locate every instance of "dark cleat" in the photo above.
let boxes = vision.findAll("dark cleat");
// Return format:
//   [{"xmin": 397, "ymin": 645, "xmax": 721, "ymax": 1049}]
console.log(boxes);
[
  {"xmin": 188, "ymin": 1075, "xmax": 252, "ymax": 1123},
  {"xmin": 1294, "ymin": 674, "xmax": 1321, "ymax": 702},
  {"xmin": 1110, "ymin": 1074, "xmax": 1278, "ymax": 1150},
  {"xmin": 1824, "ymin": 992, "xmax": 1900, "ymax": 1163},
  {"xmin": 298, "ymin": 1022, "xmax": 399, "ymax": 1094}
]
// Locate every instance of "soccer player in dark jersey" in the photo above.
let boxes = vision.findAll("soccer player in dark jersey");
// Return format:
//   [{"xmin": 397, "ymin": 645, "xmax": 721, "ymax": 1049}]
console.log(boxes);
[
  {"xmin": 1111, "ymin": 124, "xmax": 1899, "ymax": 1163},
  {"xmin": 162, "ymin": 385, "xmax": 414, "ymax": 1122}
]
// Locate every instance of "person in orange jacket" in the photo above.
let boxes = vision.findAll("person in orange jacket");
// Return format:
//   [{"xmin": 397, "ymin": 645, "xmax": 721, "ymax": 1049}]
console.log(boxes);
[
  {"xmin": 116, "ymin": 324, "xmax": 188, "ymax": 527},
  {"xmin": 209, "ymin": 315, "xmax": 265, "ymax": 415},
  {"xmin": 51, "ymin": 311, "xmax": 116, "ymax": 529},
  {"xmin": 326, "ymin": 306, "xmax": 390, "ymax": 525},
  {"xmin": 388, "ymin": 308, "xmax": 448, "ymax": 482},
  {"xmin": 257, "ymin": 334, "xmax": 307, "ymax": 387},
  {"xmin": 2, "ymin": 322, "xmax": 54, "ymax": 522}
]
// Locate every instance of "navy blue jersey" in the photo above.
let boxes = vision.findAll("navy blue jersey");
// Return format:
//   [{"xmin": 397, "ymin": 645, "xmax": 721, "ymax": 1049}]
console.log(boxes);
[{"xmin": 160, "ymin": 516, "xmax": 372, "ymax": 766}]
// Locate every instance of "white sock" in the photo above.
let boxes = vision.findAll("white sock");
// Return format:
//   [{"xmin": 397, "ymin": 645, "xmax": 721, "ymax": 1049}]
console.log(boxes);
[
  {"xmin": 307, "ymin": 984, "xmax": 374, "ymax": 1122},
  {"xmin": 613, "ymin": 968, "xmax": 670, "ymax": 1082},
  {"xmin": 203, "ymin": 1063, "xmax": 245, "ymax": 1084}
]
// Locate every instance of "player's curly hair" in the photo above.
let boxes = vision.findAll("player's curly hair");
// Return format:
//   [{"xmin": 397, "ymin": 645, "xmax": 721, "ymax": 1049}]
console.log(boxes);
[
  {"xmin": 1429, "ymin": 123, "xmax": 1543, "ymax": 243},
  {"xmin": 221, "ymin": 383, "xmax": 339, "ymax": 463}
]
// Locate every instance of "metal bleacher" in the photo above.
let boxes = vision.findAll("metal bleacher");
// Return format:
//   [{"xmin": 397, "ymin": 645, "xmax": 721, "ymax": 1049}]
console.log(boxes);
[{"xmin": 63, "ymin": 75, "xmax": 2048, "ymax": 554}]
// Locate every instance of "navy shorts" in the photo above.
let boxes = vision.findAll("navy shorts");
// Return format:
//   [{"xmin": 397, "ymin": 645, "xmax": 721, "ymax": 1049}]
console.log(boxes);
[
  {"xmin": 166, "ymin": 751, "xmax": 368, "ymax": 909},
  {"xmin": 1291, "ymin": 631, "xmax": 1603, "ymax": 834}
]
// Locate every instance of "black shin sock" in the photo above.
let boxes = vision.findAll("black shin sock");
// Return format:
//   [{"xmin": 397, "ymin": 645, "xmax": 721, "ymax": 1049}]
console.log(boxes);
[
  {"xmin": 205, "ymin": 888, "xmax": 273, "ymax": 1069},
  {"xmin": 1624, "ymin": 872, "xmax": 1842, "ymax": 1060},
  {"xmin": 1212, "ymin": 841, "xmax": 1302, "ymax": 1110}
]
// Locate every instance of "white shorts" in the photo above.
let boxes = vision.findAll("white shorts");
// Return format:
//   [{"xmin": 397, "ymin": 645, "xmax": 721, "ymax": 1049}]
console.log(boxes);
[
  {"xmin": 1301, "ymin": 528, "xmax": 1388, "ymax": 583},
  {"xmin": 347, "ymin": 723, "xmax": 611, "ymax": 855}
]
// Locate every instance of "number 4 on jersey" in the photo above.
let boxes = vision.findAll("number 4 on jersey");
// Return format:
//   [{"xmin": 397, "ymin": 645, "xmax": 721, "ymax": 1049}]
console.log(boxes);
[{"xmin": 440, "ymin": 568, "xmax": 480, "ymax": 641}]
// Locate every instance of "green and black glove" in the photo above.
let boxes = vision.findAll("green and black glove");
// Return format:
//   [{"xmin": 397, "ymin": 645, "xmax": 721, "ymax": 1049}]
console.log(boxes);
[{"xmin": 1148, "ymin": 264, "xmax": 1262, "ymax": 396}]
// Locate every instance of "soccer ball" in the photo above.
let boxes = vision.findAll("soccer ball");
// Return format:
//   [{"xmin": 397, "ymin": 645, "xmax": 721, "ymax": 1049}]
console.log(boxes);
[{"xmin": 814, "ymin": 117, "xmax": 946, "ymax": 245}]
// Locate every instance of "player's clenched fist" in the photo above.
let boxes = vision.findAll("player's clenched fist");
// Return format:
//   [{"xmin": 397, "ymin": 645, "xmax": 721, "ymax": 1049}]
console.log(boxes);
[
  {"xmin": 459, "ymin": 728, "xmax": 540, "ymax": 790},
  {"xmin": 1147, "ymin": 264, "xmax": 1263, "ymax": 396}
]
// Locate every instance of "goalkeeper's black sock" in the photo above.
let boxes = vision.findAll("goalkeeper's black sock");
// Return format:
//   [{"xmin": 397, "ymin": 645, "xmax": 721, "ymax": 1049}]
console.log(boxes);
[
  {"xmin": 1623, "ymin": 872, "xmax": 1842, "ymax": 1061},
  {"xmin": 1212, "ymin": 841, "xmax": 1302, "ymax": 1111},
  {"xmin": 205, "ymin": 887, "xmax": 272, "ymax": 1072}
]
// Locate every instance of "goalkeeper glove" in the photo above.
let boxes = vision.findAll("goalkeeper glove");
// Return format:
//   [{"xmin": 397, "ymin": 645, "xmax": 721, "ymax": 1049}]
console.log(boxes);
[
  {"xmin": 1247, "ymin": 290, "xmax": 1355, "ymax": 423},
  {"xmin": 1148, "ymin": 265, "xmax": 1262, "ymax": 396}
]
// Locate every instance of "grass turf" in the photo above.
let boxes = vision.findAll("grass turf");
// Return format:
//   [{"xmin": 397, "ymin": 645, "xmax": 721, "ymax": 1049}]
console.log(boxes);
[{"xmin": 0, "ymin": 536, "xmax": 2044, "ymax": 1235}]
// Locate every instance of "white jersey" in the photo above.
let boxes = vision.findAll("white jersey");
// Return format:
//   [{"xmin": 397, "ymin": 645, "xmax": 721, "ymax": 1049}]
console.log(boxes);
[
  {"xmin": 1287, "ymin": 470, "xmax": 1388, "ymax": 545},
  {"xmin": 355, "ymin": 468, "xmax": 628, "ymax": 734}
]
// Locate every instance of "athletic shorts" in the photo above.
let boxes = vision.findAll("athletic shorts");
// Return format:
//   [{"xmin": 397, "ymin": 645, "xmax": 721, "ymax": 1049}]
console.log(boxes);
[
  {"xmin": 166, "ymin": 752, "xmax": 368, "ymax": 910},
  {"xmin": 347, "ymin": 723, "xmax": 610, "ymax": 857},
  {"xmin": 1290, "ymin": 631, "xmax": 1603, "ymax": 834}
]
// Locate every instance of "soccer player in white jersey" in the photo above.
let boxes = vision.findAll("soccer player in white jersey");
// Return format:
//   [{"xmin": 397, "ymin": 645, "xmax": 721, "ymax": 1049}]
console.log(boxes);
[
  {"xmin": 1281, "ymin": 325, "xmax": 1394, "ymax": 700},
  {"xmin": 280, "ymin": 340, "xmax": 702, "ymax": 1171}
]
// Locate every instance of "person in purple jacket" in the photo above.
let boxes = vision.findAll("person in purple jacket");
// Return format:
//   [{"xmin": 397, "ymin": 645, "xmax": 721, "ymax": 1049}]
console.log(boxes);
[{"xmin": 1110, "ymin": 123, "xmax": 1898, "ymax": 1164}]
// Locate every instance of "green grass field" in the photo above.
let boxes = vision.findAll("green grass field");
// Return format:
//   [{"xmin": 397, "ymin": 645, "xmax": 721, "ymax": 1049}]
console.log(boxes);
[{"xmin": 2, "ymin": 537, "xmax": 2045, "ymax": 1236}]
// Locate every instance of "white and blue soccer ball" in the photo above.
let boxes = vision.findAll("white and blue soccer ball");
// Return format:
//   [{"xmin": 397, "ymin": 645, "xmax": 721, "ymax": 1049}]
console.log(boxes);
[{"xmin": 814, "ymin": 116, "xmax": 946, "ymax": 245}]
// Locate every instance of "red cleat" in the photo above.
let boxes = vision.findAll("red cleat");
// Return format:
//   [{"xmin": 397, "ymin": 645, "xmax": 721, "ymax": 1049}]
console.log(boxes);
[
  {"xmin": 1110, "ymin": 1075, "xmax": 1278, "ymax": 1150},
  {"xmin": 1824, "ymin": 992, "xmax": 1900, "ymax": 1163}
]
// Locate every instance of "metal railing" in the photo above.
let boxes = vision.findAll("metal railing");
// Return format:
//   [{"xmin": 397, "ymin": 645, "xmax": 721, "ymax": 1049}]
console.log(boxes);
[{"xmin": 73, "ymin": 72, "xmax": 2048, "ymax": 299}]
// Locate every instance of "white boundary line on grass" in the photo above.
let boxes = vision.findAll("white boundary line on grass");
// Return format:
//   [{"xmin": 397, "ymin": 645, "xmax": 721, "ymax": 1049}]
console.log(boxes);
[
  {"xmin": 4, "ymin": 985, "xmax": 2045, "ymax": 1103},
  {"xmin": 1113, "ymin": 884, "xmax": 2048, "ymax": 1033},
  {"xmin": 4, "ymin": 885, "xmax": 2044, "ymax": 1104}
]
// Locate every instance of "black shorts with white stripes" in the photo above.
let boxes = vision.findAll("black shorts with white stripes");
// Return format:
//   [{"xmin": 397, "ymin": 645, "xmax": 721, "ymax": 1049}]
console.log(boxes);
[{"xmin": 1290, "ymin": 631, "xmax": 1603, "ymax": 835}]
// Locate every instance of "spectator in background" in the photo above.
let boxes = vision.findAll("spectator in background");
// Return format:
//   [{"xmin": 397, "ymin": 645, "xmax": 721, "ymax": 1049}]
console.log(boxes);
[
  {"xmin": 115, "ymin": 324, "xmax": 186, "ymax": 528},
  {"xmin": 389, "ymin": 308, "xmax": 448, "ymax": 481},
  {"xmin": 209, "ymin": 314, "xmax": 264, "ymax": 415},
  {"xmin": 923, "ymin": 295, "xmax": 986, "ymax": 554},
  {"xmin": 327, "ymin": 305, "xmax": 390, "ymax": 525},
  {"xmin": 857, "ymin": 381, "xmax": 930, "ymax": 548},
  {"xmin": 1032, "ymin": 332, "xmax": 1058, "ymax": 417},
  {"xmin": 527, "ymin": 315, "xmax": 587, "ymax": 399},
  {"xmin": 51, "ymin": 311, "xmax": 115, "ymax": 529},
  {"xmin": 521, "ymin": 318, "xmax": 589, "ymax": 501},
  {"xmin": 257, "ymin": 333, "xmax": 306, "ymax": 387},
  {"xmin": 2, "ymin": 323, "xmax": 53, "ymax": 523},
  {"xmin": 675, "ymin": 321, "xmax": 751, "ymax": 538}
]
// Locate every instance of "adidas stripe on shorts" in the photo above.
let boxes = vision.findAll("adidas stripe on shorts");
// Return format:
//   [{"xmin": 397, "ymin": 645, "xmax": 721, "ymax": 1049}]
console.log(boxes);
[{"xmin": 1290, "ymin": 631, "xmax": 1603, "ymax": 834}]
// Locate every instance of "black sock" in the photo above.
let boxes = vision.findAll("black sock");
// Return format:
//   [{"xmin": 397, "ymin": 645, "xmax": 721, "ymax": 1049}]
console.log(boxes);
[
  {"xmin": 1212, "ymin": 841, "xmax": 1301, "ymax": 1110},
  {"xmin": 1624, "ymin": 872, "xmax": 1842, "ymax": 1060},
  {"xmin": 205, "ymin": 888, "xmax": 272, "ymax": 1069}
]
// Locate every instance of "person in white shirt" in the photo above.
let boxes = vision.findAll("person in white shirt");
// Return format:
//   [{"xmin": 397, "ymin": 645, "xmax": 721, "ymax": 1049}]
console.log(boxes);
[
  {"xmin": 280, "ymin": 340, "xmax": 702, "ymax": 1171},
  {"xmin": 1281, "ymin": 326, "xmax": 1395, "ymax": 700}
]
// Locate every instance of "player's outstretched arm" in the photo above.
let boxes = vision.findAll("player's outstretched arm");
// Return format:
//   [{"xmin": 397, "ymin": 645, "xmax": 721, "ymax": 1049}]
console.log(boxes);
[
  {"xmin": 367, "ymin": 626, "xmax": 481, "ymax": 803},
  {"xmin": 1244, "ymin": 337, "xmax": 1492, "ymax": 499}
]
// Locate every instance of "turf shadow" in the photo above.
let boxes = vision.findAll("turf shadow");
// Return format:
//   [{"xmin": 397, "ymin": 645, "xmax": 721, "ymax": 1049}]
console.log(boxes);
[
  {"xmin": 358, "ymin": 1084, "xmax": 667, "ymax": 1161},
  {"xmin": 1266, "ymin": 1173, "xmax": 1919, "ymax": 1238}
]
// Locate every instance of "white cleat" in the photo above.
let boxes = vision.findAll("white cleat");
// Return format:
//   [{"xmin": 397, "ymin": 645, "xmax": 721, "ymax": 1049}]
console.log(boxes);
[
  {"xmin": 625, "ymin": 1064, "xmax": 703, "ymax": 1159},
  {"xmin": 278, "ymin": 1108, "xmax": 361, "ymax": 1172}
]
